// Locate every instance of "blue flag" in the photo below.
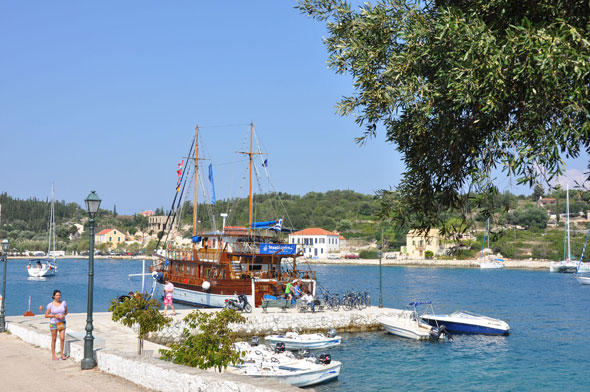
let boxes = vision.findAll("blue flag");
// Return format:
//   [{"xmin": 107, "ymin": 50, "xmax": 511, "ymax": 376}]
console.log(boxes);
[{"xmin": 208, "ymin": 163, "xmax": 216, "ymax": 205}]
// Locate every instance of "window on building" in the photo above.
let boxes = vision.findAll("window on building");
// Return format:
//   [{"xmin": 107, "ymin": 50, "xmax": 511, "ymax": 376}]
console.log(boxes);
[
  {"xmin": 114, "ymin": 231, "xmax": 117, "ymax": 234},
  {"xmin": 315, "ymin": 238, "xmax": 318, "ymax": 244},
  {"xmin": 321, "ymin": 248, "xmax": 323, "ymax": 254},
  {"xmin": 109, "ymin": 237, "xmax": 112, "ymax": 241}
]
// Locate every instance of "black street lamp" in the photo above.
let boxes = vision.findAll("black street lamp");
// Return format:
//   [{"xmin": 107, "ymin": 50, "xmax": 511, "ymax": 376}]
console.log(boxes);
[
  {"xmin": 0, "ymin": 239, "xmax": 10, "ymax": 332},
  {"xmin": 81, "ymin": 191, "xmax": 101, "ymax": 370}
]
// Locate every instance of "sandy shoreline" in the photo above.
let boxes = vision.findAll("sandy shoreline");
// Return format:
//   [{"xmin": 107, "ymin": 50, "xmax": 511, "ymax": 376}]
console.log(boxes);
[
  {"xmin": 8, "ymin": 255, "xmax": 553, "ymax": 270},
  {"xmin": 301, "ymin": 257, "xmax": 551, "ymax": 270}
]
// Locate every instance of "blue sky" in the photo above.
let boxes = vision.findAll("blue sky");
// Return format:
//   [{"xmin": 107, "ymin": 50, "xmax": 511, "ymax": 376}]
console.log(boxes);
[{"xmin": 1, "ymin": 1, "xmax": 587, "ymax": 214}]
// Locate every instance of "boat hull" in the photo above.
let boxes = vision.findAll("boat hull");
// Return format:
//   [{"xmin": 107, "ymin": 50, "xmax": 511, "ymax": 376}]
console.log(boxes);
[
  {"xmin": 421, "ymin": 314, "xmax": 510, "ymax": 336},
  {"xmin": 154, "ymin": 280, "xmax": 254, "ymax": 308},
  {"xmin": 549, "ymin": 262, "xmax": 578, "ymax": 273},
  {"xmin": 248, "ymin": 362, "xmax": 341, "ymax": 387},
  {"xmin": 27, "ymin": 264, "xmax": 56, "ymax": 278},
  {"xmin": 264, "ymin": 336, "xmax": 341, "ymax": 350},
  {"xmin": 480, "ymin": 262, "xmax": 504, "ymax": 269},
  {"xmin": 576, "ymin": 276, "xmax": 590, "ymax": 285}
]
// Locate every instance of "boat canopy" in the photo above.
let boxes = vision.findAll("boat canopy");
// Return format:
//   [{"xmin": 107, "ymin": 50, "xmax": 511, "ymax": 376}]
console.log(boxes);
[{"xmin": 249, "ymin": 219, "xmax": 282, "ymax": 231}]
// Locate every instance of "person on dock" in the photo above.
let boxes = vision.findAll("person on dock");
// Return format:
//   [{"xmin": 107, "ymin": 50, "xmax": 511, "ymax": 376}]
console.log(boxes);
[
  {"xmin": 301, "ymin": 290, "xmax": 315, "ymax": 312},
  {"xmin": 163, "ymin": 280, "xmax": 176, "ymax": 316},
  {"xmin": 44, "ymin": 289, "xmax": 68, "ymax": 360},
  {"xmin": 285, "ymin": 281, "xmax": 294, "ymax": 301},
  {"xmin": 293, "ymin": 280, "xmax": 302, "ymax": 300}
]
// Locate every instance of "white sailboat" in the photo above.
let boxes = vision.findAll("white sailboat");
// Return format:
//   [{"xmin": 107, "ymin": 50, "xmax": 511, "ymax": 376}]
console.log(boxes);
[
  {"xmin": 479, "ymin": 218, "xmax": 504, "ymax": 269},
  {"xmin": 549, "ymin": 185, "xmax": 578, "ymax": 273},
  {"xmin": 27, "ymin": 185, "xmax": 58, "ymax": 278}
]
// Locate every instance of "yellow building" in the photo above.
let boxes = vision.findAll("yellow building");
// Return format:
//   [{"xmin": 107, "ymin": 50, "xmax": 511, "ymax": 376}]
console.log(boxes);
[
  {"xmin": 96, "ymin": 228, "xmax": 126, "ymax": 247},
  {"xmin": 405, "ymin": 229, "xmax": 451, "ymax": 258}
]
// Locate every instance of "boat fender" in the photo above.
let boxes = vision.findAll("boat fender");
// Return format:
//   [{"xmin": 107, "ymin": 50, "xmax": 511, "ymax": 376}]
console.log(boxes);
[
  {"xmin": 202, "ymin": 281, "xmax": 211, "ymax": 291},
  {"xmin": 274, "ymin": 342, "xmax": 285, "ymax": 353},
  {"xmin": 152, "ymin": 271, "xmax": 164, "ymax": 283},
  {"xmin": 250, "ymin": 336, "xmax": 259, "ymax": 346},
  {"xmin": 327, "ymin": 328, "xmax": 337, "ymax": 338},
  {"xmin": 271, "ymin": 357, "xmax": 280, "ymax": 363},
  {"xmin": 318, "ymin": 353, "xmax": 331, "ymax": 365}
]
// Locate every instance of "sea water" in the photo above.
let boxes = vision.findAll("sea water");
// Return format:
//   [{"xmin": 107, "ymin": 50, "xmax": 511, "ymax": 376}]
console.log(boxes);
[{"xmin": 1, "ymin": 259, "xmax": 589, "ymax": 391}]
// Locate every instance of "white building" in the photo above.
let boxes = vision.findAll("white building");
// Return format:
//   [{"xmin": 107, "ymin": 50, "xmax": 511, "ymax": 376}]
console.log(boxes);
[{"xmin": 288, "ymin": 228, "xmax": 341, "ymax": 259}]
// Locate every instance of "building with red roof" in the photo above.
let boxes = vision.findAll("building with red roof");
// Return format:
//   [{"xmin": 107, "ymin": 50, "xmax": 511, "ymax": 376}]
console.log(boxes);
[
  {"xmin": 288, "ymin": 227, "xmax": 341, "ymax": 259},
  {"xmin": 95, "ymin": 228, "xmax": 126, "ymax": 247}
]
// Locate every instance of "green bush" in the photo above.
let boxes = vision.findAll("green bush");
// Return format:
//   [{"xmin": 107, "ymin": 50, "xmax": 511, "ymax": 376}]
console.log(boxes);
[
  {"xmin": 424, "ymin": 250, "xmax": 434, "ymax": 259},
  {"xmin": 359, "ymin": 249, "xmax": 379, "ymax": 259},
  {"xmin": 109, "ymin": 293, "xmax": 171, "ymax": 355},
  {"xmin": 160, "ymin": 309, "xmax": 245, "ymax": 371}
]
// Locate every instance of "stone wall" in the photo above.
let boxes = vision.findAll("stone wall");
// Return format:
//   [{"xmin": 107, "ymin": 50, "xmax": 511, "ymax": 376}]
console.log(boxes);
[{"xmin": 150, "ymin": 306, "xmax": 401, "ymax": 345}]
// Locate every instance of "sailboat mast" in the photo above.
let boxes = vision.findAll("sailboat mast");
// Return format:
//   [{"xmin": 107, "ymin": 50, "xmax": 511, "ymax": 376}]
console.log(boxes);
[
  {"xmin": 193, "ymin": 125, "xmax": 199, "ymax": 255},
  {"xmin": 566, "ymin": 184, "xmax": 571, "ymax": 261},
  {"xmin": 248, "ymin": 120, "xmax": 253, "ymax": 231}
]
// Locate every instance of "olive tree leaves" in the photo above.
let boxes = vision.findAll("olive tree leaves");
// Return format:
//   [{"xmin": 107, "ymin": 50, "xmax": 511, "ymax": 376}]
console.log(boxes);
[{"xmin": 298, "ymin": 0, "xmax": 590, "ymax": 230}]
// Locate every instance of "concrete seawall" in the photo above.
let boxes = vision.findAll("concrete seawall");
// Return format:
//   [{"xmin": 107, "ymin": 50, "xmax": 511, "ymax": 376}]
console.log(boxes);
[{"xmin": 6, "ymin": 313, "xmax": 299, "ymax": 392}]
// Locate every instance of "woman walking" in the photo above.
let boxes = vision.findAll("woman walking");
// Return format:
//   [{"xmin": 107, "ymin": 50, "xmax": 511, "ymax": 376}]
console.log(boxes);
[{"xmin": 45, "ymin": 289, "xmax": 68, "ymax": 360}]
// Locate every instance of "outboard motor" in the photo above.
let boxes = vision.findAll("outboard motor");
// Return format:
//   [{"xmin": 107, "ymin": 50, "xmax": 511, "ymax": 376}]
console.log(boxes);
[
  {"xmin": 439, "ymin": 325, "xmax": 453, "ymax": 341},
  {"xmin": 251, "ymin": 336, "xmax": 260, "ymax": 346},
  {"xmin": 429, "ymin": 327, "xmax": 442, "ymax": 341},
  {"xmin": 274, "ymin": 342, "xmax": 286, "ymax": 353},
  {"xmin": 326, "ymin": 328, "xmax": 337, "ymax": 338},
  {"xmin": 317, "ymin": 353, "xmax": 331, "ymax": 365}
]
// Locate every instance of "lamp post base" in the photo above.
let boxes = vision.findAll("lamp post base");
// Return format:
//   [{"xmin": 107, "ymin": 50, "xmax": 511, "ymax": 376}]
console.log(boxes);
[{"xmin": 81, "ymin": 357, "xmax": 97, "ymax": 370}]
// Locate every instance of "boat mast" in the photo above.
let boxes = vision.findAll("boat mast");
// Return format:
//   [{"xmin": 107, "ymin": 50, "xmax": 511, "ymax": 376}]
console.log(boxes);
[
  {"xmin": 248, "ymin": 121, "xmax": 253, "ymax": 232},
  {"xmin": 566, "ymin": 184, "xmax": 571, "ymax": 261},
  {"xmin": 198, "ymin": 125, "xmax": 199, "ymax": 260}
]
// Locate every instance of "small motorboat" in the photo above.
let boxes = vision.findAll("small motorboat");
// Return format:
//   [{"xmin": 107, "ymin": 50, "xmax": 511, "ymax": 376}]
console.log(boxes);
[
  {"xmin": 379, "ymin": 302, "xmax": 449, "ymax": 341},
  {"xmin": 264, "ymin": 330, "xmax": 341, "ymax": 350},
  {"xmin": 231, "ymin": 341, "xmax": 341, "ymax": 387},
  {"xmin": 27, "ymin": 259, "xmax": 57, "ymax": 278},
  {"xmin": 575, "ymin": 275, "xmax": 590, "ymax": 285},
  {"xmin": 421, "ymin": 310, "xmax": 510, "ymax": 336}
]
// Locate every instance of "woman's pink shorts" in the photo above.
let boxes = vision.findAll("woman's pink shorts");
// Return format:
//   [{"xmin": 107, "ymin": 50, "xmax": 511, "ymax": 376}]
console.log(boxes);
[{"xmin": 164, "ymin": 293, "xmax": 173, "ymax": 306}]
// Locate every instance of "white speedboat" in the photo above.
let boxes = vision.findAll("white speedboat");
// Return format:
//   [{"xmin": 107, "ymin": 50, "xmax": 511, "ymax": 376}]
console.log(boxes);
[
  {"xmin": 379, "ymin": 302, "xmax": 448, "ymax": 341},
  {"xmin": 575, "ymin": 275, "xmax": 590, "ymax": 285},
  {"xmin": 231, "ymin": 342, "xmax": 341, "ymax": 387},
  {"xmin": 264, "ymin": 331, "xmax": 341, "ymax": 350},
  {"xmin": 421, "ymin": 311, "xmax": 510, "ymax": 336},
  {"xmin": 27, "ymin": 259, "xmax": 57, "ymax": 277}
]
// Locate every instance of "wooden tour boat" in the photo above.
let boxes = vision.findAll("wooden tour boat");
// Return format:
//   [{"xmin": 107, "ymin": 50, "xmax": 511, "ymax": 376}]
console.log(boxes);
[{"xmin": 150, "ymin": 123, "xmax": 315, "ymax": 307}]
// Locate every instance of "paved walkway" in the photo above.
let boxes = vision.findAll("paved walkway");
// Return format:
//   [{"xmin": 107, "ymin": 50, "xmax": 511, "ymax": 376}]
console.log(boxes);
[{"xmin": 0, "ymin": 333, "xmax": 149, "ymax": 391}]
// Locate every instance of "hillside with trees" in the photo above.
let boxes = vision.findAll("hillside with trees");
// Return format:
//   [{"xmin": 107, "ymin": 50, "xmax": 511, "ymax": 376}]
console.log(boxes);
[{"xmin": 2, "ymin": 187, "xmax": 590, "ymax": 261}]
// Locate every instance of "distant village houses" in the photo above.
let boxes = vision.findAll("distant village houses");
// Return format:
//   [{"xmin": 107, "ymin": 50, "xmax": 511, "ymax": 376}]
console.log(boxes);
[
  {"xmin": 289, "ymin": 228, "xmax": 341, "ymax": 259},
  {"xmin": 140, "ymin": 210, "xmax": 154, "ymax": 217},
  {"xmin": 404, "ymin": 229, "xmax": 454, "ymax": 258},
  {"xmin": 95, "ymin": 228, "xmax": 126, "ymax": 247},
  {"xmin": 537, "ymin": 197, "xmax": 557, "ymax": 208},
  {"xmin": 148, "ymin": 215, "xmax": 167, "ymax": 232}
]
